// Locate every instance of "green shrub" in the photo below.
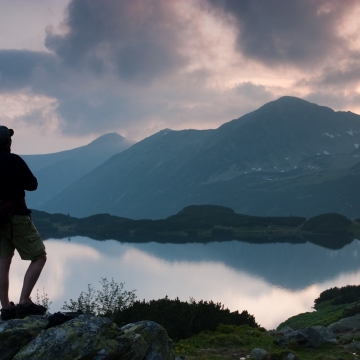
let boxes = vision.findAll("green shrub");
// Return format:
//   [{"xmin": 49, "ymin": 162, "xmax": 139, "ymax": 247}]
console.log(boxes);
[
  {"xmin": 113, "ymin": 296, "xmax": 258, "ymax": 340},
  {"xmin": 62, "ymin": 278, "xmax": 136, "ymax": 320},
  {"xmin": 314, "ymin": 285, "xmax": 360, "ymax": 307},
  {"xmin": 35, "ymin": 287, "xmax": 52, "ymax": 313},
  {"xmin": 343, "ymin": 302, "xmax": 360, "ymax": 317}
]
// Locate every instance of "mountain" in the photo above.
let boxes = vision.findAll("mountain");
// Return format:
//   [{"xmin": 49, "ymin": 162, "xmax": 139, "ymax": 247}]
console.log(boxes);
[
  {"xmin": 41, "ymin": 96, "xmax": 360, "ymax": 219},
  {"xmin": 22, "ymin": 133, "xmax": 135, "ymax": 208}
]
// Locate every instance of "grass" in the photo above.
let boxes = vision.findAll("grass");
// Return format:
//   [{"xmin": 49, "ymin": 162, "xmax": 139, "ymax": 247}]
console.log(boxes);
[
  {"xmin": 277, "ymin": 300, "xmax": 352, "ymax": 330},
  {"xmin": 174, "ymin": 325, "xmax": 275, "ymax": 359},
  {"xmin": 173, "ymin": 324, "xmax": 357, "ymax": 360}
]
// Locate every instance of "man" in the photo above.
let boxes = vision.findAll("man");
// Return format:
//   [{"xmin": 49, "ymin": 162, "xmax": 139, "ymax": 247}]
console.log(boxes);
[{"xmin": 0, "ymin": 126, "xmax": 47, "ymax": 321}]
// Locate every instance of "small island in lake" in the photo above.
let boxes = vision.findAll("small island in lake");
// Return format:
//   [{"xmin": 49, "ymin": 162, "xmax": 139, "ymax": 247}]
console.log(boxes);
[{"xmin": 31, "ymin": 205, "xmax": 359, "ymax": 249}]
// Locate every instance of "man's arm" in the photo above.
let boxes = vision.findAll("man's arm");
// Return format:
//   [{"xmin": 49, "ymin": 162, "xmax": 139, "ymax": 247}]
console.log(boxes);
[{"xmin": 15, "ymin": 155, "xmax": 38, "ymax": 191}]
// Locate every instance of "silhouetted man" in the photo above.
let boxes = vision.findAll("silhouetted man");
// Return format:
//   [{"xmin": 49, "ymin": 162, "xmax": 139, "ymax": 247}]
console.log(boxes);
[{"xmin": 0, "ymin": 126, "xmax": 47, "ymax": 320}]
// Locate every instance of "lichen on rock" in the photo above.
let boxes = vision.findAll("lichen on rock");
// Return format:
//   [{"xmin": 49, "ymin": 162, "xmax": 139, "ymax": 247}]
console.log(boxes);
[
  {"xmin": 0, "ymin": 315, "xmax": 48, "ymax": 360},
  {"xmin": 9, "ymin": 315, "xmax": 174, "ymax": 360},
  {"xmin": 14, "ymin": 315, "xmax": 135, "ymax": 360},
  {"xmin": 121, "ymin": 320, "xmax": 175, "ymax": 360}
]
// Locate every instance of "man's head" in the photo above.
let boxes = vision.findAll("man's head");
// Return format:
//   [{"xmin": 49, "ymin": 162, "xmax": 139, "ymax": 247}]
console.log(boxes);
[{"xmin": 0, "ymin": 126, "xmax": 14, "ymax": 150}]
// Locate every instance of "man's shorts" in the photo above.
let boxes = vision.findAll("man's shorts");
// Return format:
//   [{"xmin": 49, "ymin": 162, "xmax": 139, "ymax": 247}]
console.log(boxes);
[{"xmin": 0, "ymin": 215, "xmax": 46, "ymax": 260}]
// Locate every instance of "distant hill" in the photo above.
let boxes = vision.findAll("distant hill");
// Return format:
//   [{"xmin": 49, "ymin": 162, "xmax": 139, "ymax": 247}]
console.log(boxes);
[
  {"xmin": 41, "ymin": 97, "xmax": 360, "ymax": 219},
  {"xmin": 22, "ymin": 133, "xmax": 135, "ymax": 208},
  {"xmin": 31, "ymin": 205, "xmax": 356, "ymax": 250}
]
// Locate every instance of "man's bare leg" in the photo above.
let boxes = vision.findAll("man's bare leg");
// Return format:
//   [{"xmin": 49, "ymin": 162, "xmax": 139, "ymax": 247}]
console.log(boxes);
[
  {"xmin": 0, "ymin": 257, "xmax": 12, "ymax": 309},
  {"xmin": 19, "ymin": 256, "xmax": 47, "ymax": 305}
]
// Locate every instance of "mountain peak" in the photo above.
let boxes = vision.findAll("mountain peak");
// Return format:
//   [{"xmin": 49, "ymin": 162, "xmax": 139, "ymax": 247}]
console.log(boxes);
[
  {"xmin": 261, "ymin": 96, "xmax": 334, "ymax": 113},
  {"xmin": 88, "ymin": 133, "xmax": 124, "ymax": 146}
]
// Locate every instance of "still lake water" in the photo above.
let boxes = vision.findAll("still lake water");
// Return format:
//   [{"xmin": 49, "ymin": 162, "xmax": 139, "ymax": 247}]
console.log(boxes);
[{"xmin": 8, "ymin": 236, "xmax": 360, "ymax": 329}]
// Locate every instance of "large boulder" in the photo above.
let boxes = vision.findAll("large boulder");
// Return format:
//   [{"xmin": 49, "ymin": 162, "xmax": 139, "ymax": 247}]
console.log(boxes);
[
  {"xmin": 277, "ymin": 326, "xmax": 337, "ymax": 348},
  {"xmin": 328, "ymin": 314, "xmax": 360, "ymax": 333},
  {"xmin": 0, "ymin": 316, "xmax": 48, "ymax": 360},
  {"xmin": 250, "ymin": 348, "xmax": 267, "ymax": 359},
  {"xmin": 276, "ymin": 326, "xmax": 294, "ymax": 336},
  {"xmin": 12, "ymin": 315, "xmax": 174, "ymax": 360},
  {"xmin": 121, "ymin": 321, "xmax": 174, "ymax": 360}
]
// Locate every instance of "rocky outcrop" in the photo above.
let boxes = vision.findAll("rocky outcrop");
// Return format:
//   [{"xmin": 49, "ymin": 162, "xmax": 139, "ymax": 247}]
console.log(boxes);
[
  {"xmin": 328, "ymin": 313, "xmax": 360, "ymax": 333},
  {"xmin": 0, "ymin": 316, "xmax": 48, "ymax": 360},
  {"xmin": 276, "ymin": 325, "xmax": 337, "ymax": 348},
  {"xmin": 250, "ymin": 348, "xmax": 267, "ymax": 359},
  {"xmin": 0, "ymin": 315, "xmax": 174, "ymax": 360},
  {"xmin": 122, "ymin": 321, "xmax": 174, "ymax": 360}
]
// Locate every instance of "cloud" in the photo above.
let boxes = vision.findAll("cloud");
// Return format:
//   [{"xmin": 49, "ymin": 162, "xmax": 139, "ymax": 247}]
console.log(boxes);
[
  {"xmin": 235, "ymin": 82, "xmax": 275, "ymax": 102},
  {"xmin": 45, "ymin": 0, "xmax": 189, "ymax": 83},
  {"xmin": 1, "ymin": 0, "xmax": 359, "ymax": 151},
  {"xmin": 305, "ymin": 91, "xmax": 360, "ymax": 113},
  {"xmin": 206, "ymin": 0, "xmax": 358, "ymax": 67},
  {"xmin": 0, "ymin": 50, "xmax": 57, "ymax": 92},
  {"xmin": 316, "ymin": 59, "xmax": 360, "ymax": 89}
]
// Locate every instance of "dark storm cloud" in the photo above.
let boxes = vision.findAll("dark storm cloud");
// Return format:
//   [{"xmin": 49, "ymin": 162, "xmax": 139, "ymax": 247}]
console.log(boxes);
[
  {"xmin": 45, "ymin": 0, "xmax": 188, "ymax": 82},
  {"xmin": 1, "ymin": 0, "xmax": 359, "ymax": 141},
  {"xmin": 296, "ymin": 51, "xmax": 360, "ymax": 90},
  {"xmin": 206, "ymin": 0, "xmax": 357, "ymax": 66},
  {"xmin": 318, "ymin": 62, "xmax": 360, "ymax": 88},
  {"xmin": 0, "ymin": 50, "xmax": 58, "ymax": 92}
]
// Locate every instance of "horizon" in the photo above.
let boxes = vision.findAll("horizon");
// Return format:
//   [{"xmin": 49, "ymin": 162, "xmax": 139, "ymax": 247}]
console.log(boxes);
[
  {"xmin": 1, "ymin": 0, "xmax": 360, "ymax": 154},
  {"xmin": 17, "ymin": 95, "xmax": 360, "ymax": 156}
]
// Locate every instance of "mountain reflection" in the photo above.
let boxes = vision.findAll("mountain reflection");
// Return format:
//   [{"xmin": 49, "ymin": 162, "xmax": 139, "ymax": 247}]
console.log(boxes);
[
  {"xmin": 70, "ymin": 237, "xmax": 360, "ymax": 290},
  {"xmin": 9, "ymin": 237, "xmax": 360, "ymax": 329}
]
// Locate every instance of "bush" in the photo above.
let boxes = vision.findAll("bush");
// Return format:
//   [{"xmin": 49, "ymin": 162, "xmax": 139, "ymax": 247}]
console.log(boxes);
[
  {"xmin": 113, "ymin": 296, "xmax": 258, "ymax": 340},
  {"xmin": 343, "ymin": 302, "xmax": 360, "ymax": 317},
  {"xmin": 35, "ymin": 287, "xmax": 52, "ymax": 313},
  {"xmin": 314, "ymin": 285, "xmax": 360, "ymax": 307},
  {"xmin": 62, "ymin": 278, "xmax": 136, "ymax": 320}
]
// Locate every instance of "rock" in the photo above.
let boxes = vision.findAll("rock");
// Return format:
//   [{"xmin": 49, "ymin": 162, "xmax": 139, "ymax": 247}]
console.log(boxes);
[
  {"xmin": 338, "ymin": 331, "xmax": 360, "ymax": 344},
  {"xmin": 45, "ymin": 310, "xmax": 86, "ymax": 329},
  {"xmin": 277, "ymin": 326, "xmax": 294, "ymax": 335},
  {"xmin": 311, "ymin": 325, "xmax": 336, "ymax": 342},
  {"xmin": 250, "ymin": 348, "xmax": 267, "ymax": 359},
  {"xmin": 277, "ymin": 326, "xmax": 337, "ymax": 348},
  {"xmin": 0, "ymin": 315, "xmax": 48, "ymax": 360},
  {"xmin": 13, "ymin": 315, "xmax": 174, "ymax": 360},
  {"xmin": 344, "ymin": 341, "xmax": 360, "ymax": 351},
  {"xmin": 14, "ymin": 315, "xmax": 134, "ymax": 360},
  {"xmin": 328, "ymin": 314, "xmax": 360, "ymax": 333},
  {"xmin": 286, "ymin": 354, "xmax": 296, "ymax": 360},
  {"xmin": 121, "ymin": 320, "xmax": 175, "ymax": 360},
  {"xmin": 277, "ymin": 329, "xmax": 308, "ymax": 346},
  {"xmin": 303, "ymin": 326, "xmax": 338, "ymax": 346}
]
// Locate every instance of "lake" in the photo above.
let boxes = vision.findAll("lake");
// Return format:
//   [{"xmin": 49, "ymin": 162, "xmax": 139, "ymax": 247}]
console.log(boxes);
[{"xmin": 8, "ymin": 236, "xmax": 360, "ymax": 329}]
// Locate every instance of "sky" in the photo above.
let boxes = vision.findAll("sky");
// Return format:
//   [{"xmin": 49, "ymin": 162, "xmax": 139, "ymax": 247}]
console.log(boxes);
[{"xmin": 1, "ymin": 0, "xmax": 360, "ymax": 154}]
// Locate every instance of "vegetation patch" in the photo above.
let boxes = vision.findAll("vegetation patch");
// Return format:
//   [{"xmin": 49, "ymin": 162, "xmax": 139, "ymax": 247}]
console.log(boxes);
[
  {"xmin": 315, "ymin": 284, "xmax": 360, "ymax": 307},
  {"xmin": 31, "ymin": 205, "xmax": 355, "ymax": 249},
  {"xmin": 113, "ymin": 297, "xmax": 258, "ymax": 341},
  {"xmin": 277, "ymin": 301, "xmax": 349, "ymax": 330},
  {"xmin": 174, "ymin": 325, "xmax": 355, "ymax": 360},
  {"xmin": 278, "ymin": 285, "xmax": 360, "ymax": 330}
]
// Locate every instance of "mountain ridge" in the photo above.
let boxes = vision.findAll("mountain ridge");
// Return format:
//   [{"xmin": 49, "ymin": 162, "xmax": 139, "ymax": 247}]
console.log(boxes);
[
  {"xmin": 23, "ymin": 132, "xmax": 135, "ymax": 208},
  {"xmin": 39, "ymin": 96, "xmax": 360, "ymax": 219}
]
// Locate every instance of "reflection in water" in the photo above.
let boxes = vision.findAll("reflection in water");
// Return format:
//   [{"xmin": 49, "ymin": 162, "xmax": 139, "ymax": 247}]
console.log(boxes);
[{"xmin": 8, "ymin": 237, "xmax": 360, "ymax": 329}]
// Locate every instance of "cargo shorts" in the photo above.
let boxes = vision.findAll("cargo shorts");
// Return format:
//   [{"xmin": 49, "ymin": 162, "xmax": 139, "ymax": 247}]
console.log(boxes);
[{"xmin": 0, "ymin": 215, "xmax": 46, "ymax": 260}]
